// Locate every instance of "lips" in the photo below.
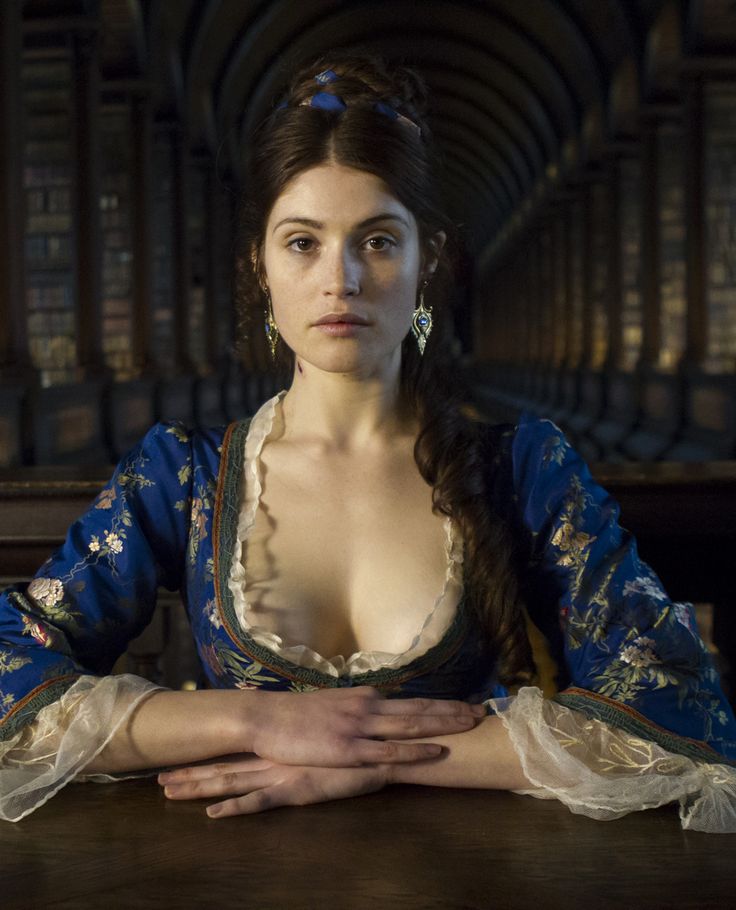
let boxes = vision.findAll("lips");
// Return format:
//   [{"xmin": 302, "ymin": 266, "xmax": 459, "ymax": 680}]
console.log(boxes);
[{"xmin": 314, "ymin": 312, "xmax": 370, "ymax": 326}]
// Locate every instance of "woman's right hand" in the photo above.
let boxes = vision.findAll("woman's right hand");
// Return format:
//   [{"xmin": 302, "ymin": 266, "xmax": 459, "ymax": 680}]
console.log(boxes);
[{"xmin": 243, "ymin": 686, "xmax": 485, "ymax": 767}]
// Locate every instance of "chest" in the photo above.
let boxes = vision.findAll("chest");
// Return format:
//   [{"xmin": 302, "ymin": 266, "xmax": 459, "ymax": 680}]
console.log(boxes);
[{"xmin": 240, "ymin": 443, "xmax": 461, "ymax": 658}]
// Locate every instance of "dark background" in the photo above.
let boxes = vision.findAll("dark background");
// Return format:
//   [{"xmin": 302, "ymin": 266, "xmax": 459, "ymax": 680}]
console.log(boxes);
[{"xmin": 0, "ymin": 0, "xmax": 735, "ymax": 466}]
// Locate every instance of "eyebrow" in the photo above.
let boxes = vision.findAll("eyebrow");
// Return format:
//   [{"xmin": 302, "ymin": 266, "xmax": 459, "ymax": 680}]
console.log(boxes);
[{"xmin": 271, "ymin": 213, "xmax": 411, "ymax": 234}]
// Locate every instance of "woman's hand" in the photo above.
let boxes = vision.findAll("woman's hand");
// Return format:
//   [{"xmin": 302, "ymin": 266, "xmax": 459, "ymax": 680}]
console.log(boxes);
[
  {"xmin": 159, "ymin": 755, "xmax": 393, "ymax": 818},
  {"xmin": 242, "ymin": 686, "xmax": 484, "ymax": 767}
]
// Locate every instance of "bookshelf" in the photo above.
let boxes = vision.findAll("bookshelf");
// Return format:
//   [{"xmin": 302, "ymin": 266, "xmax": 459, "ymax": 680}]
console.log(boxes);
[
  {"xmin": 100, "ymin": 104, "xmax": 135, "ymax": 380},
  {"xmin": 22, "ymin": 50, "xmax": 77, "ymax": 388}
]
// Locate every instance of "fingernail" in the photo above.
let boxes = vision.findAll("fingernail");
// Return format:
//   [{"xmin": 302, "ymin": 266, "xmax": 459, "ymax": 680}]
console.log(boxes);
[
  {"xmin": 158, "ymin": 772, "xmax": 171, "ymax": 783},
  {"xmin": 471, "ymin": 704, "xmax": 487, "ymax": 715},
  {"xmin": 207, "ymin": 805, "xmax": 222, "ymax": 818}
]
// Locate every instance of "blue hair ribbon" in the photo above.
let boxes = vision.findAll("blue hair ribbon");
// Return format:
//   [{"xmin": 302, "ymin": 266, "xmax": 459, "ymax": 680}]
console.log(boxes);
[
  {"xmin": 279, "ymin": 69, "xmax": 421, "ymax": 136},
  {"xmin": 308, "ymin": 91, "xmax": 347, "ymax": 112},
  {"xmin": 314, "ymin": 69, "xmax": 339, "ymax": 84}
]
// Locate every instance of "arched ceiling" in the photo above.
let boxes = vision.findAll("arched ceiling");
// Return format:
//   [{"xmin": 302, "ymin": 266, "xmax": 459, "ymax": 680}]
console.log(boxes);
[{"xmin": 109, "ymin": 0, "xmax": 667, "ymax": 261}]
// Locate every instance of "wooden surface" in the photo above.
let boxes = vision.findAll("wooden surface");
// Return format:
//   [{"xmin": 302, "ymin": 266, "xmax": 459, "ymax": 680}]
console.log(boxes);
[{"xmin": 1, "ymin": 778, "xmax": 734, "ymax": 910}]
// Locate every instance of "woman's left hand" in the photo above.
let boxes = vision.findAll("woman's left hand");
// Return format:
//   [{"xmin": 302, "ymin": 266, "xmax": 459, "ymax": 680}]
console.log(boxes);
[{"xmin": 158, "ymin": 755, "xmax": 391, "ymax": 818}]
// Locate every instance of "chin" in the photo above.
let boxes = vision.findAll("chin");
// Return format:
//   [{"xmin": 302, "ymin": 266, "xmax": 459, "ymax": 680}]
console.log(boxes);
[{"xmin": 299, "ymin": 346, "xmax": 393, "ymax": 377}]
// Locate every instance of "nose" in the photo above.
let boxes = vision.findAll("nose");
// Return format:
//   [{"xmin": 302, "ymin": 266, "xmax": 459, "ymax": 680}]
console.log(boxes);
[{"xmin": 323, "ymin": 243, "xmax": 361, "ymax": 298}]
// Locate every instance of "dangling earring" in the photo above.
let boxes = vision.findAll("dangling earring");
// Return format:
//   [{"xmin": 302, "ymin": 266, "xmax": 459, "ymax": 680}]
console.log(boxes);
[
  {"xmin": 411, "ymin": 281, "xmax": 433, "ymax": 355},
  {"xmin": 263, "ymin": 290, "xmax": 279, "ymax": 360}
]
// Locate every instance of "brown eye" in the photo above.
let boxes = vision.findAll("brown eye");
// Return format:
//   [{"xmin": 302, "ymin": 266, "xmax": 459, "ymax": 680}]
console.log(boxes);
[
  {"xmin": 289, "ymin": 237, "xmax": 315, "ymax": 252},
  {"xmin": 364, "ymin": 236, "xmax": 395, "ymax": 251}
]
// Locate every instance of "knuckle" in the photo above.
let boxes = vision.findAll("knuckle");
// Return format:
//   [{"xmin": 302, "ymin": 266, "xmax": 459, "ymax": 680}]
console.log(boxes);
[
  {"xmin": 253, "ymin": 790, "xmax": 271, "ymax": 812},
  {"xmin": 379, "ymin": 741, "xmax": 399, "ymax": 760}
]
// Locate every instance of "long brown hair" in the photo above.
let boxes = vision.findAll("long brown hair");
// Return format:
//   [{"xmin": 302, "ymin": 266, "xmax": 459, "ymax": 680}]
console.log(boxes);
[{"xmin": 236, "ymin": 53, "xmax": 535, "ymax": 687}]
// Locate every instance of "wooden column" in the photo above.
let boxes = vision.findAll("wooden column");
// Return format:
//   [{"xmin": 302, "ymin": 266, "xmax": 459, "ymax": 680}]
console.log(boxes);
[
  {"xmin": 638, "ymin": 112, "xmax": 661, "ymax": 369},
  {"xmin": 604, "ymin": 155, "xmax": 623, "ymax": 371},
  {"xmin": 204, "ymin": 166, "xmax": 221, "ymax": 370},
  {"xmin": 170, "ymin": 123, "xmax": 193, "ymax": 374},
  {"xmin": 0, "ymin": 0, "xmax": 29, "ymax": 375},
  {"xmin": 559, "ymin": 196, "xmax": 574, "ymax": 370},
  {"xmin": 72, "ymin": 26, "xmax": 104, "ymax": 377},
  {"xmin": 682, "ymin": 75, "xmax": 707, "ymax": 367},
  {"xmin": 130, "ymin": 90, "xmax": 154, "ymax": 375},
  {"xmin": 579, "ymin": 181, "xmax": 594, "ymax": 369}
]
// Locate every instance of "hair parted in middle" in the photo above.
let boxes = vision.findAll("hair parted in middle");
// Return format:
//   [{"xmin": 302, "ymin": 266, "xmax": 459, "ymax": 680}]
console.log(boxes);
[
  {"xmin": 235, "ymin": 51, "xmax": 536, "ymax": 689},
  {"xmin": 238, "ymin": 52, "xmax": 452, "ymax": 365}
]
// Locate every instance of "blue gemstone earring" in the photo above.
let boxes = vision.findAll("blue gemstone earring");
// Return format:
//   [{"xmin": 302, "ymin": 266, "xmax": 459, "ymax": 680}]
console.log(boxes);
[{"xmin": 411, "ymin": 282, "xmax": 433, "ymax": 355}]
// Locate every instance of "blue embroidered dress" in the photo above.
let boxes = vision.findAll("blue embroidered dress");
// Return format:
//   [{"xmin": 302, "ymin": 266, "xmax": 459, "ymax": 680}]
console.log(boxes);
[{"xmin": 1, "ymin": 396, "xmax": 735, "ymax": 828}]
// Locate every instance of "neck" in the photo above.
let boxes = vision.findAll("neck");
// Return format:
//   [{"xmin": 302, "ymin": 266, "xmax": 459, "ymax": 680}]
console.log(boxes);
[{"xmin": 279, "ymin": 353, "xmax": 416, "ymax": 452}]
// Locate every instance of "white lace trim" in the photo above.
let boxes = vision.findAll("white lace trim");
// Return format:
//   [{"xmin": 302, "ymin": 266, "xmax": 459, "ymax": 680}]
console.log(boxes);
[
  {"xmin": 227, "ymin": 392, "xmax": 465, "ymax": 678},
  {"xmin": 0, "ymin": 674, "xmax": 160, "ymax": 823},
  {"xmin": 488, "ymin": 686, "xmax": 736, "ymax": 834}
]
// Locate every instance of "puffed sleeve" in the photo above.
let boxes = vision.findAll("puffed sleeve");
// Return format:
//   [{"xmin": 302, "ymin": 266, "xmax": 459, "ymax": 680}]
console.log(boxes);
[
  {"xmin": 487, "ymin": 415, "xmax": 736, "ymax": 833},
  {"xmin": 0, "ymin": 422, "xmax": 194, "ymax": 821}
]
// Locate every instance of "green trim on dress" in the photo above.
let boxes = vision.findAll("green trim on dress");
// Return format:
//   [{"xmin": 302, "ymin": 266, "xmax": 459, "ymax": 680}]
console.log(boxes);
[
  {"xmin": 214, "ymin": 417, "xmax": 473, "ymax": 691},
  {"xmin": 0, "ymin": 675, "xmax": 80, "ymax": 742},
  {"xmin": 554, "ymin": 688, "xmax": 736, "ymax": 767}
]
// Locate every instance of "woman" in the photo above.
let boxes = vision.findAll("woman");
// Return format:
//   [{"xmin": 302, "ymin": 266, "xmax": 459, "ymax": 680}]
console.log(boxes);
[{"xmin": 1, "ymin": 55, "xmax": 734, "ymax": 830}]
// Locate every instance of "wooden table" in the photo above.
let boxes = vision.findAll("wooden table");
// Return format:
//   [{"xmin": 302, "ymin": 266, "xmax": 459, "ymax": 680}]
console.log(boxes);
[{"xmin": 2, "ymin": 779, "xmax": 734, "ymax": 909}]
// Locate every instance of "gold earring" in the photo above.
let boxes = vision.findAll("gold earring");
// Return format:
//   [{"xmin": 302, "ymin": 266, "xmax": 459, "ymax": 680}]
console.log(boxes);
[
  {"xmin": 411, "ymin": 282, "xmax": 433, "ymax": 355},
  {"xmin": 264, "ymin": 291, "xmax": 279, "ymax": 360}
]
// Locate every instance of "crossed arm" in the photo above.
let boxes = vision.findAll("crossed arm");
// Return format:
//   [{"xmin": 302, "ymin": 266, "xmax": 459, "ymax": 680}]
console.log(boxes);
[{"xmin": 84, "ymin": 686, "xmax": 530, "ymax": 818}]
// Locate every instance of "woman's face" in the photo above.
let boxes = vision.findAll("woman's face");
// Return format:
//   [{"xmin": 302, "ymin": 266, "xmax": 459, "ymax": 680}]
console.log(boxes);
[{"xmin": 262, "ymin": 162, "xmax": 436, "ymax": 378}]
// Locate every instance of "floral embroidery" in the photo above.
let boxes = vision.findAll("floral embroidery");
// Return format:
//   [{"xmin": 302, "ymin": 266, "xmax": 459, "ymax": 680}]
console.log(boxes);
[
  {"xmin": 541, "ymin": 433, "xmax": 568, "ymax": 468},
  {"xmin": 104, "ymin": 531, "xmax": 124, "ymax": 555},
  {"xmin": 166, "ymin": 424, "xmax": 191, "ymax": 445},
  {"xmin": 27, "ymin": 577, "xmax": 64, "ymax": 609},
  {"xmin": 548, "ymin": 474, "xmax": 597, "ymax": 581},
  {"xmin": 117, "ymin": 471, "xmax": 154, "ymax": 494},
  {"xmin": 95, "ymin": 486, "xmax": 117, "ymax": 510},
  {"xmin": 33, "ymin": 598, "xmax": 83, "ymax": 634},
  {"xmin": 0, "ymin": 649, "xmax": 33, "ymax": 675},
  {"xmin": 672, "ymin": 602, "xmax": 696, "ymax": 633},
  {"xmin": 550, "ymin": 523, "xmax": 595, "ymax": 568},
  {"xmin": 89, "ymin": 537, "xmax": 101, "ymax": 553},
  {"xmin": 205, "ymin": 598, "xmax": 221, "ymax": 630},
  {"xmin": 213, "ymin": 641, "xmax": 282, "ymax": 688},
  {"xmin": 21, "ymin": 615, "xmax": 54, "ymax": 649},
  {"xmin": 623, "ymin": 577, "xmax": 668, "ymax": 602},
  {"xmin": 288, "ymin": 681, "xmax": 321, "ymax": 693},
  {"xmin": 178, "ymin": 480, "xmax": 215, "ymax": 564},
  {"xmin": 620, "ymin": 636, "xmax": 659, "ymax": 668},
  {"xmin": 190, "ymin": 498, "xmax": 207, "ymax": 544}
]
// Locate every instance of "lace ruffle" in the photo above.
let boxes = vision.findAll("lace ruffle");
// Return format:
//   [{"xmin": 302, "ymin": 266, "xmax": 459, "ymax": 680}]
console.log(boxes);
[
  {"xmin": 0, "ymin": 674, "xmax": 160, "ymax": 822},
  {"xmin": 227, "ymin": 392, "xmax": 465, "ymax": 677},
  {"xmin": 488, "ymin": 686, "xmax": 736, "ymax": 833}
]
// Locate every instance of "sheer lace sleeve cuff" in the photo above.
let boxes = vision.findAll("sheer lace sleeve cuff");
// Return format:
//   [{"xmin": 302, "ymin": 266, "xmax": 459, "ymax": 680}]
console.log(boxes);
[
  {"xmin": 0, "ymin": 674, "xmax": 161, "ymax": 823},
  {"xmin": 487, "ymin": 687, "xmax": 736, "ymax": 833}
]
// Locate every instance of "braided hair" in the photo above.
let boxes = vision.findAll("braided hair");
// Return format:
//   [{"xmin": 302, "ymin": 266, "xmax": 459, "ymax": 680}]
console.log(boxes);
[{"xmin": 236, "ymin": 52, "xmax": 536, "ymax": 688}]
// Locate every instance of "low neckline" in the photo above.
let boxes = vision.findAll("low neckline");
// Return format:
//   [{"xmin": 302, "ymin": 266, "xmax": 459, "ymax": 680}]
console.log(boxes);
[{"xmin": 217, "ymin": 394, "xmax": 469, "ymax": 684}]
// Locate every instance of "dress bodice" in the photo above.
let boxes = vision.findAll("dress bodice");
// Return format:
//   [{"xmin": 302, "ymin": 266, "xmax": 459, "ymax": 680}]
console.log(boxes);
[{"xmin": 226, "ymin": 393, "xmax": 466, "ymax": 678}]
